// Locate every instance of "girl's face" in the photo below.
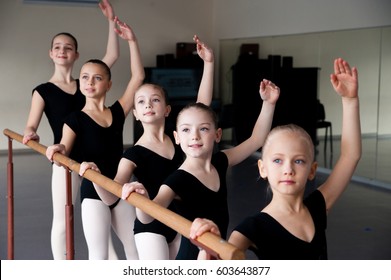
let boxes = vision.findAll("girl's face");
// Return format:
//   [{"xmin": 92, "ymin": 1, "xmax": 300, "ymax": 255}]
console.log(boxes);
[
  {"xmin": 79, "ymin": 62, "xmax": 112, "ymax": 99},
  {"xmin": 174, "ymin": 107, "xmax": 222, "ymax": 159},
  {"xmin": 133, "ymin": 85, "xmax": 170, "ymax": 123},
  {"xmin": 49, "ymin": 35, "xmax": 79, "ymax": 66},
  {"xmin": 258, "ymin": 130, "xmax": 317, "ymax": 196}
]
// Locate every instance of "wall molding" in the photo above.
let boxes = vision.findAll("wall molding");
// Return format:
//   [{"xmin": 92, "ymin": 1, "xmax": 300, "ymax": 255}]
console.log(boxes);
[{"xmin": 23, "ymin": 0, "xmax": 98, "ymax": 6}]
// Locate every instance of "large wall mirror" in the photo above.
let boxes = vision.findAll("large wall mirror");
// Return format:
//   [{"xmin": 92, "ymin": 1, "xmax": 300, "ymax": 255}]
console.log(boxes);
[{"xmin": 219, "ymin": 26, "xmax": 391, "ymax": 185}]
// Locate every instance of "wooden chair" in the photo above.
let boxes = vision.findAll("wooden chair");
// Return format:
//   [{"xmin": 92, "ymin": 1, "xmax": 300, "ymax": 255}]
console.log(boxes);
[{"xmin": 316, "ymin": 100, "xmax": 333, "ymax": 155}]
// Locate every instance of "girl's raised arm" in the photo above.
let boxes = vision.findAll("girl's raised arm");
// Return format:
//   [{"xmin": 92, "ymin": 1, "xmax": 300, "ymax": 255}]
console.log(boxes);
[
  {"xmin": 194, "ymin": 35, "xmax": 214, "ymax": 106},
  {"xmin": 319, "ymin": 58, "xmax": 361, "ymax": 211},
  {"xmin": 223, "ymin": 79, "xmax": 279, "ymax": 167},
  {"xmin": 116, "ymin": 18, "xmax": 145, "ymax": 116},
  {"xmin": 100, "ymin": 0, "xmax": 119, "ymax": 68}
]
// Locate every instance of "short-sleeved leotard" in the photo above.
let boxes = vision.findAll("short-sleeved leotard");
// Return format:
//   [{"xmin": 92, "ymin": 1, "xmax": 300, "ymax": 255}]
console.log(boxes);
[
  {"xmin": 122, "ymin": 134, "xmax": 183, "ymax": 243},
  {"xmin": 34, "ymin": 80, "xmax": 85, "ymax": 162},
  {"xmin": 65, "ymin": 101, "xmax": 125, "ymax": 207},
  {"xmin": 163, "ymin": 151, "xmax": 229, "ymax": 259},
  {"xmin": 234, "ymin": 189, "xmax": 328, "ymax": 259}
]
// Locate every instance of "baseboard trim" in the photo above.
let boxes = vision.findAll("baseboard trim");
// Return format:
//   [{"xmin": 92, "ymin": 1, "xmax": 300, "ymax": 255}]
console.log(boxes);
[{"xmin": 317, "ymin": 166, "xmax": 391, "ymax": 191}]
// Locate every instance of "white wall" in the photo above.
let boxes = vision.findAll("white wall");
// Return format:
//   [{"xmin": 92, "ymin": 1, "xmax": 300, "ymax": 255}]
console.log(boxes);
[
  {"xmin": 213, "ymin": 0, "xmax": 391, "ymax": 39},
  {"xmin": 1, "ymin": 0, "xmax": 391, "ymax": 150},
  {"xmin": 0, "ymin": 0, "xmax": 213, "ymax": 150}
]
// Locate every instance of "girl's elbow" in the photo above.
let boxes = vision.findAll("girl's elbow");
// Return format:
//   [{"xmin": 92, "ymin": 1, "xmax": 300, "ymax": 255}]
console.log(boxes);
[{"xmin": 350, "ymin": 147, "xmax": 362, "ymax": 163}]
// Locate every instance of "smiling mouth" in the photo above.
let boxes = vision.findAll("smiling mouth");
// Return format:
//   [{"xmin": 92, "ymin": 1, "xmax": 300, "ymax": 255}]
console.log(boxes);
[{"xmin": 189, "ymin": 144, "xmax": 202, "ymax": 148}]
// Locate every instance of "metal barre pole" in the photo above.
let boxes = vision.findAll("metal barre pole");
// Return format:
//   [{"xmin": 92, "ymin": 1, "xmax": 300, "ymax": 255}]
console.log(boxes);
[
  {"xmin": 3, "ymin": 128, "xmax": 245, "ymax": 260},
  {"xmin": 6, "ymin": 136, "xmax": 14, "ymax": 259},
  {"xmin": 65, "ymin": 168, "xmax": 75, "ymax": 260}
]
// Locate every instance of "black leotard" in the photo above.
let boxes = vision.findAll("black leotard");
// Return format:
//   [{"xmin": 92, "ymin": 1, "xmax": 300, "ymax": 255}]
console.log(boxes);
[
  {"xmin": 34, "ymin": 80, "xmax": 85, "ymax": 161},
  {"xmin": 65, "ymin": 101, "xmax": 125, "ymax": 207},
  {"xmin": 122, "ymin": 138, "xmax": 183, "ymax": 243},
  {"xmin": 163, "ymin": 151, "xmax": 229, "ymax": 259},
  {"xmin": 234, "ymin": 190, "xmax": 328, "ymax": 259}
]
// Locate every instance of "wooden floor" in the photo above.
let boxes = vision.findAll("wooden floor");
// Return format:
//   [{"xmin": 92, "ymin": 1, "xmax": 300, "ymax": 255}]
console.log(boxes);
[{"xmin": 1, "ymin": 137, "xmax": 391, "ymax": 260}]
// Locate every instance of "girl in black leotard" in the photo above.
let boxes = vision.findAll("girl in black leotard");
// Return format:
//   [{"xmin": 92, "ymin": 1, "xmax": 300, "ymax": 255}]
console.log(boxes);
[
  {"xmin": 80, "ymin": 36, "xmax": 215, "ymax": 260},
  {"xmin": 122, "ymin": 80, "xmax": 280, "ymax": 260},
  {"xmin": 191, "ymin": 58, "xmax": 361, "ymax": 260},
  {"xmin": 22, "ymin": 0, "xmax": 119, "ymax": 260},
  {"xmin": 46, "ymin": 18, "xmax": 144, "ymax": 260}
]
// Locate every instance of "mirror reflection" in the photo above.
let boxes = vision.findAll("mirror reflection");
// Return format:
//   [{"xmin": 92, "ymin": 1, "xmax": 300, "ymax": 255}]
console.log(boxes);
[{"xmin": 219, "ymin": 26, "xmax": 391, "ymax": 185}]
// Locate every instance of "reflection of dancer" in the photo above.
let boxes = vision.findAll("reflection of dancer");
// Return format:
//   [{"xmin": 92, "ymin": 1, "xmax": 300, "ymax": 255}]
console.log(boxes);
[{"xmin": 22, "ymin": 0, "xmax": 120, "ymax": 260}]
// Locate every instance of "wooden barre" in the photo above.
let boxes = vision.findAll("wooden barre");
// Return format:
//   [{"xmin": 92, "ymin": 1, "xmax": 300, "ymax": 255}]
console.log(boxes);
[{"xmin": 3, "ymin": 128, "xmax": 245, "ymax": 260}]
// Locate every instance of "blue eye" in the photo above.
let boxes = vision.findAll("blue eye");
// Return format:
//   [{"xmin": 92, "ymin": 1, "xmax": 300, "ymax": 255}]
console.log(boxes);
[
  {"xmin": 273, "ymin": 159, "xmax": 282, "ymax": 164},
  {"xmin": 295, "ymin": 159, "xmax": 305, "ymax": 164}
]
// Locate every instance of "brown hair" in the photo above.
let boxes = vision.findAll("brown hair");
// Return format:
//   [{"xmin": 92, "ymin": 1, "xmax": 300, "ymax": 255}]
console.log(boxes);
[
  {"xmin": 176, "ymin": 102, "xmax": 218, "ymax": 129},
  {"xmin": 135, "ymin": 83, "xmax": 170, "ymax": 106},
  {"xmin": 51, "ymin": 32, "xmax": 78, "ymax": 51},
  {"xmin": 83, "ymin": 59, "xmax": 111, "ymax": 81}
]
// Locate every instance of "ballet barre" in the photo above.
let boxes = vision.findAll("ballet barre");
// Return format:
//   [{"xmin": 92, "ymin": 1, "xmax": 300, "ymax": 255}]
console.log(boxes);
[{"xmin": 3, "ymin": 128, "xmax": 245, "ymax": 260}]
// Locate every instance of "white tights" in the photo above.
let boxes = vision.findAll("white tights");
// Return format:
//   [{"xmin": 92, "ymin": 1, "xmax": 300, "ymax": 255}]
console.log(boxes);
[
  {"xmin": 51, "ymin": 164, "xmax": 119, "ymax": 260},
  {"xmin": 81, "ymin": 198, "xmax": 138, "ymax": 260},
  {"xmin": 135, "ymin": 232, "xmax": 181, "ymax": 260}
]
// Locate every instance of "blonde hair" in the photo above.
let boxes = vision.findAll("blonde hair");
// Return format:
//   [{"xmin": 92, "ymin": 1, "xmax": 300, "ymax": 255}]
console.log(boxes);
[{"xmin": 261, "ymin": 124, "xmax": 315, "ymax": 161}]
